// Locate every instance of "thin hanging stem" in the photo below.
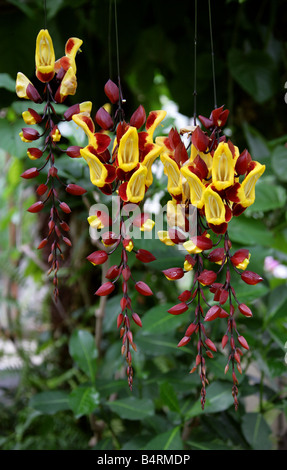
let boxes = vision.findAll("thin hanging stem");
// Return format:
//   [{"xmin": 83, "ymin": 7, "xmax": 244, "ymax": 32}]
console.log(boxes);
[
  {"xmin": 193, "ymin": 0, "xmax": 198, "ymax": 126},
  {"xmin": 108, "ymin": 0, "xmax": 113, "ymax": 78},
  {"xmin": 43, "ymin": 0, "xmax": 47, "ymax": 29},
  {"xmin": 208, "ymin": 0, "xmax": 217, "ymax": 109}
]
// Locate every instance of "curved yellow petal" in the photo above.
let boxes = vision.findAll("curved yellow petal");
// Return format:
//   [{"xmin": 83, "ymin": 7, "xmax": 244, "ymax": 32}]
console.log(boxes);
[
  {"xmin": 126, "ymin": 164, "xmax": 147, "ymax": 203},
  {"xmin": 236, "ymin": 162, "xmax": 265, "ymax": 208},
  {"xmin": 35, "ymin": 29, "xmax": 55, "ymax": 82},
  {"xmin": 146, "ymin": 110, "xmax": 167, "ymax": 142},
  {"xmin": 161, "ymin": 153, "xmax": 182, "ymax": 196},
  {"xmin": 180, "ymin": 165, "xmax": 206, "ymax": 209},
  {"xmin": 212, "ymin": 142, "xmax": 235, "ymax": 191},
  {"xmin": 204, "ymin": 186, "xmax": 225, "ymax": 225},
  {"xmin": 142, "ymin": 143, "xmax": 163, "ymax": 187},
  {"xmin": 189, "ymin": 144, "xmax": 213, "ymax": 178},
  {"xmin": 118, "ymin": 126, "xmax": 139, "ymax": 172},
  {"xmin": 81, "ymin": 147, "xmax": 108, "ymax": 187}
]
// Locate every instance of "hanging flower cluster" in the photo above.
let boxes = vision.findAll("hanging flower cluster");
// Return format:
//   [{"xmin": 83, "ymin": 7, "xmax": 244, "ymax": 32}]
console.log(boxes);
[
  {"xmin": 16, "ymin": 29, "xmax": 90, "ymax": 300},
  {"xmin": 157, "ymin": 105, "xmax": 265, "ymax": 409},
  {"xmin": 75, "ymin": 79, "xmax": 167, "ymax": 388}
]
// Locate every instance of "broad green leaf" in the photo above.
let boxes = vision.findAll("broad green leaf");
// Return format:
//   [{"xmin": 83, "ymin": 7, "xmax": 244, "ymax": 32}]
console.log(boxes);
[
  {"xmin": 271, "ymin": 145, "xmax": 287, "ymax": 182},
  {"xmin": 69, "ymin": 386, "xmax": 100, "ymax": 418},
  {"xmin": 186, "ymin": 382, "xmax": 234, "ymax": 418},
  {"xmin": 228, "ymin": 216, "xmax": 273, "ymax": 247},
  {"xmin": 228, "ymin": 49, "xmax": 277, "ymax": 103},
  {"xmin": 29, "ymin": 390, "xmax": 70, "ymax": 415},
  {"xmin": 140, "ymin": 303, "xmax": 183, "ymax": 334},
  {"xmin": 69, "ymin": 329, "xmax": 98, "ymax": 381},
  {"xmin": 144, "ymin": 426, "xmax": 183, "ymax": 450},
  {"xmin": 247, "ymin": 179, "xmax": 286, "ymax": 213},
  {"xmin": 159, "ymin": 382, "xmax": 181, "ymax": 413},
  {"xmin": 0, "ymin": 73, "xmax": 16, "ymax": 92},
  {"xmin": 136, "ymin": 334, "xmax": 192, "ymax": 357},
  {"xmin": 241, "ymin": 413, "xmax": 272, "ymax": 450},
  {"xmin": 106, "ymin": 397, "xmax": 154, "ymax": 420}
]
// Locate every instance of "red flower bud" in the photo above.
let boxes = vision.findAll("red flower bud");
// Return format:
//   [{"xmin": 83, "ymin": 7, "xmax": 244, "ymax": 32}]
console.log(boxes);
[
  {"xmin": 36, "ymin": 183, "xmax": 48, "ymax": 196},
  {"xmin": 238, "ymin": 303, "xmax": 253, "ymax": 317},
  {"xmin": 178, "ymin": 290, "xmax": 191, "ymax": 302},
  {"xmin": 104, "ymin": 79, "xmax": 120, "ymax": 104},
  {"xmin": 105, "ymin": 265, "xmax": 120, "ymax": 280},
  {"xmin": 204, "ymin": 305, "xmax": 221, "ymax": 322},
  {"xmin": 37, "ymin": 238, "xmax": 48, "ymax": 249},
  {"xmin": 237, "ymin": 335, "xmax": 249, "ymax": 350},
  {"xmin": 27, "ymin": 201, "xmax": 44, "ymax": 213},
  {"xmin": 66, "ymin": 146, "xmax": 82, "ymax": 158},
  {"xmin": 205, "ymin": 338, "xmax": 217, "ymax": 352},
  {"xmin": 132, "ymin": 312, "xmax": 142, "ymax": 327},
  {"xmin": 95, "ymin": 107, "xmax": 114, "ymax": 130},
  {"xmin": 87, "ymin": 250, "xmax": 108, "ymax": 265},
  {"xmin": 135, "ymin": 249, "xmax": 156, "ymax": 263},
  {"xmin": 21, "ymin": 167, "xmax": 39, "ymax": 179},
  {"xmin": 102, "ymin": 231, "xmax": 119, "ymax": 246},
  {"xmin": 63, "ymin": 103, "xmax": 80, "ymax": 121},
  {"xmin": 191, "ymin": 235, "xmax": 213, "ymax": 251},
  {"xmin": 22, "ymin": 127, "xmax": 40, "ymax": 141},
  {"xmin": 95, "ymin": 281, "xmax": 115, "ymax": 296},
  {"xmin": 219, "ymin": 289, "xmax": 229, "ymax": 305},
  {"xmin": 221, "ymin": 334, "xmax": 228, "ymax": 349},
  {"xmin": 241, "ymin": 271, "xmax": 263, "ymax": 285},
  {"xmin": 191, "ymin": 126, "xmax": 209, "ymax": 152},
  {"xmin": 66, "ymin": 183, "xmax": 87, "ymax": 196},
  {"xmin": 235, "ymin": 149, "xmax": 252, "ymax": 175},
  {"xmin": 177, "ymin": 336, "xmax": 191, "ymax": 348},
  {"xmin": 130, "ymin": 105, "xmax": 146, "ymax": 129},
  {"xmin": 135, "ymin": 281, "xmax": 153, "ymax": 296},
  {"xmin": 197, "ymin": 269, "xmax": 217, "ymax": 286},
  {"xmin": 162, "ymin": 267, "xmax": 184, "ymax": 280},
  {"xmin": 27, "ymin": 147, "xmax": 43, "ymax": 159},
  {"xmin": 62, "ymin": 236, "xmax": 72, "ymax": 247},
  {"xmin": 208, "ymin": 248, "xmax": 225, "ymax": 263},
  {"xmin": 26, "ymin": 83, "xmax": 42, "ymax": 103},
  {"xmin": 122, "ymin": 266, "xmax": 131, "ymax": 281},
  {"xmin": 117, "ymin": 313, "xmax": 124, "ymax": 328},
  {"xmin": 168, "ymin": 302, "xmax": 188, "ymax": 315},
  {"xmin": 230, "ymin": 249, "xmax": 250, "ymax": 267},
  {"xmin": 219, "ymin": 308, "xmax": 229, "ymax": 318},
  {"xmin": 59, "ymin": 202, "xmax": 72, "ymax": 213},
  {"xmin": 185, "ymin": 323, "xmax": 197, "ymax": 336}
]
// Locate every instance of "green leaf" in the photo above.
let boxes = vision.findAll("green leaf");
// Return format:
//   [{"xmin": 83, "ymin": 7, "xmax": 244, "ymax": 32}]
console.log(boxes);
[
  {"xmin": 0, "ymin": 73, "xmax": 16, "ymax": 92},
  {"xmin": 228, "ymin": 49, "xmax": 277, "ymax": 103},
  {"xmin": 159, "ymin": 382, "xmax": 181, "ymax": 413},
  {"xmin": 140, "ymin": 303, "xmax": 183, "ymax": 334},
  {"xmin": 241, "ymin": 413, "xmax": 272, "ymax": 450},
  {"xmin": 106, "ymin": 397, "xmax": 155, "ymax": 421},
  {"xmin": 144, "ymin": 426, "xmax": 183, "ymax": 450},
  {"xmin": 69, "ymin": 329, "xmax": 98, "ymax": 381},
  {"xmin": 247, "ymin": 179, "xmax": 286, "ymax": 213},
  {"xmin": 228, "ymin": 216, "xmax": 273, "ymax": 247},
  {"xmin": 271, "ymin": 145, "xmax": 287, "ymax": 182},
  {"xmin": 69, "ymin": 386, "xmax": 100, "ymax": 418},
  {"xmin": 29, "ymin": 390, "xmax": 70, "ymax": 415},
  {"xmin": 186, "ymin": 382, "xmax": 234, "ymax": 418}
]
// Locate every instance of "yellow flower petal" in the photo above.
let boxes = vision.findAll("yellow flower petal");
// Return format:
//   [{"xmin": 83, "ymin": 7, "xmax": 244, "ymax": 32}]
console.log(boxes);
[
  {"xmin": 126, "ymin": 164, "xmax": 147, "ymax": 203},
  {"xmin": 236, "ymin": 162, "xmax": 265, "ymax": 208},
  {"xmin": 161, "ymin": 153, "xmax": 182, "ymax": 196},
  {"xmin": 118, "ymin": 126, "xmax": 139, "ymax": 172},
  {"xmin": 212, "ymin": 142, "xmax": 235, "ymax": 191},
  {"xmin": 35, "ymin": 29, "xmax": 55, "ymax": 82},
  {"xmin": 157, "ymin": 230, "xmax": 175, "ymax": 246},
  {"xmin": 180, "ymin": 165, "xmax": 206, "ymax": 209},
  {"xmin": 81, "ymin": 147, "xmax": 108, "ymax": 187},
  {"xmin": 204, "ymin": 186, "xmax": 226, "ymax": 225}
]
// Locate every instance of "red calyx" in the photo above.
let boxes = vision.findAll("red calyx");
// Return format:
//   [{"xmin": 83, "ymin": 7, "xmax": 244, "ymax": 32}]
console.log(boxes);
[
  {"xmin": 105, "ymin": 265, "xmax": 120, "ymax": 280},
  {"xmin": 230, "ymin": 249, "xmax": 249, "ymax": 267},
  {"xmin": 208, "ymin": 247, "xmax": 225, "ymax": 263},
  {"xmin": 162, "ymin": 267, "xmax": 184, "ymax": 280},
  {"xmin": 66, "ymin": 183, "xmax": 87, "ymax": 196},
  {"xmin": 95, "ymin": 281, "xmax": 115, "ymax": 296},
  {"xmin": 135, "ymin": 281, "xmax": 153, "ymax": 296},
  {"xmin": 95, "ymin": 107, "xmax": 114, "ymax": 130},
  {"xmin": 241, "ymin": 271, "xmax": 263, "ymax": 285},
  {"xmin": 104, "ymin": 79, "xmax": 120, "ymax": 104},
  {"xmin": 22, "ymin": 128, "xmax": 40, "ymax": 141},
  {"xmin": 168, "ymin": 302, "xmax": 188, "ymax": 315},
  {"xmin": 204, "ymin": 305, "xmax": 221, "ymax": 322},
  {"xmin": 191, "ymin": 126, "xmax": 209, "ymax": 152},
  {"xmin": 235, "ymin": 149, "xmax": 252, "ymax": 175},
  {"xmin": 238, "ymin": 303, "xmax": 253, "ymax": 317},
  {"xmin": 130, "ymin": 105, "xmax": 146, "ymax": 129},
  {"xmin": 136, "ymin": 249, "xmax": 156, "ymax": 263},
  {"xmin": 87, "ymin": 250, "xmax": 108, "ymax": 265},
  {"xmin": 27, "ymin": 201, "xmax": 44, "ymax": 213},
  {"xmin": 66, "ymin": 146, "xmax": 82, "ymax": 158},
  {"xmin": 21, "ymin": 167, "xmax": 39, "ymax": 179},
  {"xmin": 197, "ymin": 269, "xmax": 217, "ymax": 286},
  {"xmin": 178, "ymin": 290, "xmax": 192, "ymax": 302}
]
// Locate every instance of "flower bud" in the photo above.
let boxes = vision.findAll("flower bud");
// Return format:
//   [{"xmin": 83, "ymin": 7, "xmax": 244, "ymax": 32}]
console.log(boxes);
[
  {"xmin": 204, "ymin": 338, "xmax": 217, "ymax": 352},
  {"xmin": 105, "ymin": 265, "xmax": 120, "ymax": 280},
  {"xmin": 204, "ymin": 305, "xmax": 221, "ymax": 321},
  {"xmin": 178, "ymin": 290, "xmax": 191, "ymax": 302},
  {"xmin": 95, "ymin": 281, "xmax": 115, "ymax": 296},
  {"xmin": 237, "ymin": 335, "xmax": 249, "ymax": 350},
  {"xmin": 221, "ymin": 334, "xmax": 229, "ymax": 349},
  {"xmin": 168, "ymin": 302, "xmax": 188, "ymax": 315},
  {"xmin": 135, "ymin": 249, "xmax": 156, "ymax": 263},
  {"xmin": 197, "ymin": 269, "xmax": 217, "ymax": 286},
  {"xmin": 132, "ymin": 312, "xmax": 142, "ymax": 327},
  {"xmin": 238, "ymin": 303, "xmax": 253, "ymax": 317},
  {"xmin": 104, "ymin": 79, "xmax": 120, "ymax": 104},
  {"xmin": 66, "ymin": 183, "xmax": 87, "ymax": 195},
  {"xmin": 27, "ymin": 201, "xmax": 44, "ymax": 213},
  {"xmin": 59, "ymin": 202, "xmax": 72, "ymax": 213},
  {"xmin": 177, "ymin": 336, "xmax": 191, "ymax": 348},
  {"xmin": 230, "ymin": 249, "xmax": 250, "ymax": 270},
  {"xmin": 241, "ymin": 271, "xmax": 263, "ymax": 285},
  {"xmin": 87, "ymin": 250, "xmax": 108, "ymax": 266},
  {"xmin": 162, "ymin": 267, "xmax": 184, "ymax": 281},
  {"xmin": 130, "ymin": 104, "xmax": 146, "ymax": 129},
  {"xmin": 95, "ymin": 106, "xmax": 114, "ymax": 130},
  {"xmin": 135, "ymin": 281, "xmax": 153, "ymax": 296},
  {"xmin": 66, "ymin": 146, "xmax": 82, "ymax": 158}
]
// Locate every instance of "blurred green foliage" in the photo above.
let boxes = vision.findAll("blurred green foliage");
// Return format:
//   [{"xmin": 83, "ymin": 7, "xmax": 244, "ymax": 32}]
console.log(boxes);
[{"xmin": 0, "ymin": 0, "xmax": 287, "ymax": 451}]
